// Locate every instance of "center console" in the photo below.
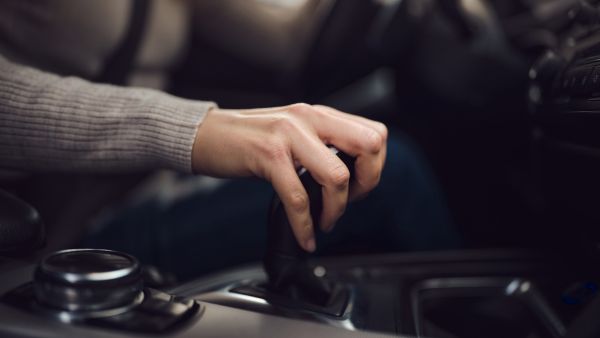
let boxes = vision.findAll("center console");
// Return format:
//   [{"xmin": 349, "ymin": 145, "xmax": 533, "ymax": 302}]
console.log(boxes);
[
  {"xmin": 1, "ymin": 148, "xmax": 600, "ymax": 338},
  {"xmin": 3, "ymin": 249, "xmax": 200, "ymax": 334},
  {"xmin": 2, "ymin": 247, "xmax": 599, "ymax": 338},
  {"xmin": 1, "ymin": 177, "xmax": 599, "ymax": 338},
  {"xmin": 0, "ymin": 151, "xmax": 401, "ymax": 338},
  {"xmin": 178, "ymin": 248, "xmax": 600, "ymax": 338}
]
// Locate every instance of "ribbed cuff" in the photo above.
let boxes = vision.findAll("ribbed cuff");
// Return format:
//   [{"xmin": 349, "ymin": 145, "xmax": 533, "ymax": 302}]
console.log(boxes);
[
  {"xmin": 0, "ymin": 54, "xmax": 217, "ymax": 173},
  {"xmin": 140, "ymin": 93, "xmax": 215, "ymax": 173}
]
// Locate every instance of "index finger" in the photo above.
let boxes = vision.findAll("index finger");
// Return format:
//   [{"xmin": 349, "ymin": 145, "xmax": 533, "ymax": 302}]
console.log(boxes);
[{"xmin": 269, "ymin": 159, "xmax": 317, "ymax": 252}]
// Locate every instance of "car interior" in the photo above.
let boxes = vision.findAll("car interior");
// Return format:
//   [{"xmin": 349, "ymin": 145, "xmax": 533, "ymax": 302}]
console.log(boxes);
[{"xmin": 2, "ymin": 0, "xmax": 600, "ymax": 337}]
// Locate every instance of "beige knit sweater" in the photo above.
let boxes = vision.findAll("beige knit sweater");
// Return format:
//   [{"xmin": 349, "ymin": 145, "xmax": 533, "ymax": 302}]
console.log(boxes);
[
  {"xmin": 0, "ymin": 0, "xmax": 330, "ymax": 175},
  {"xmin": 0, "ymin": 0, "xmax": 215, "ymax": 174}
]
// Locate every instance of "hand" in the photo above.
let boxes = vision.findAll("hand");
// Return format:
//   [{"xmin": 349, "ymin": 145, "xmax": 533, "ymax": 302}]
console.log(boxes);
[{"xmin": 192, "ymin": 103, "xmax": 387, "ymax": 252}]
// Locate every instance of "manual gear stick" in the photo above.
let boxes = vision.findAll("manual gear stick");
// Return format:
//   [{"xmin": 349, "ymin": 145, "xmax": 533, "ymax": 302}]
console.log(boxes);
[{"xmin": 264, "ymin": 148, "xmax": 354, "ymax": 307}]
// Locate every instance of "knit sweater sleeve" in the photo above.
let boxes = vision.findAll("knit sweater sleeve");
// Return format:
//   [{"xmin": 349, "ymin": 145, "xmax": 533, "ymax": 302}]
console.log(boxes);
[{"xmin": 0, "ymin": 54, "xmax": 215, "ymax": 173}]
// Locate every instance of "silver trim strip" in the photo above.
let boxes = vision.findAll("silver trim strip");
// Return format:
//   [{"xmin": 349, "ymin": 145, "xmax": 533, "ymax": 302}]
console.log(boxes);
[{"xmin": 40, "ymin": 249, "xmax": 138, "ymax": 283}]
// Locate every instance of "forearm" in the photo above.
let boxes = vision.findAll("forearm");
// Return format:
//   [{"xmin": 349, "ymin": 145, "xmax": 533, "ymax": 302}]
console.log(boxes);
[{"xmin": 0, "ymin": 55, "xmax": 215, "ymax": 173}]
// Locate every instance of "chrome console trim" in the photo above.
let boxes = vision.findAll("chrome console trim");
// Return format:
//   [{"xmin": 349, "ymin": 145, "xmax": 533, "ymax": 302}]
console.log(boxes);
[
  {"xmin": 32, "ymin": 290, "xmax": 145, "ymax": 323},
  {"xmin": 38, "ymin": 249, "xmax": 139, "ymax": 284},
  {"xmin": 195, "ymin": 282, "xmax": 358, "ymax": 331}
]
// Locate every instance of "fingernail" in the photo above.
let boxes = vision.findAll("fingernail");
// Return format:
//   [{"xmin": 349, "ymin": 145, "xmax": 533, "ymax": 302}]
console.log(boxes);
[
  {"xmin": 305, "ymin": 238, "xmax": 316, "ymax": 252},
  {"xmin": 321, "ymin": 219, "xmax": 334, "ymax": 233},
  {"xmin": 323, "ymin": 223, "xmax": 335, "ymax": 233},
  {"xmin": 320, "ymin": 216, "xmax": 333, "ymax": 233}
]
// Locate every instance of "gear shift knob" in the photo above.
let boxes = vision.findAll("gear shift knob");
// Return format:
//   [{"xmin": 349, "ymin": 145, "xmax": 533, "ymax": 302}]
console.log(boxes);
[
  {"xmin": 33, "ymin": 249, "xmax": 143, "ymax": 313},
  {"xmin": 264, "ymin": 148, "xmax": 354, "ymax": 305}
]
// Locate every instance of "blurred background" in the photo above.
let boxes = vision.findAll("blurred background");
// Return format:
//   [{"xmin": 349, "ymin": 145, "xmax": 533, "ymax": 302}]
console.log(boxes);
[
  {"xmin": 168, "ymin": 0, "xmax": 585, "ymax": 252},
  {"xmin": 6, "ymin": 0, "xmax": 599, "ymax": 264}
]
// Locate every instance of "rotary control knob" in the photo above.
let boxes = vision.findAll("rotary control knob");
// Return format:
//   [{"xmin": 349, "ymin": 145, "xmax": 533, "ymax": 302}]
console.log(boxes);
[{"xmin": 33, "ymin": 249, "xmax": 143, "ymax": 313}]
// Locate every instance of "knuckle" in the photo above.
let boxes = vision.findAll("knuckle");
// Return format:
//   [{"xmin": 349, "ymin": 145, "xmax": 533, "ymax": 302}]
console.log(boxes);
[
  {"xmin": 263, "ymin": 140, "xmax": 288, "ymax": 162},
  {"xmin": 302, "ymin": 221, "xmax": 313, "ymax": 233},
  {"xmin": 288, "ymin": 191, "xmax": 309, "ymax": 214},
  {"xmin": 363, "ymin": 171, "xmax": 382, "ymax": 189},
  {"xmin": 329, "ymin": 164, "xmax": 350, "ymax": 189},
  {"xmin": 288, "ymin": 102, "xmax": 311, "ymax": 112},
  {"xmin": 288, "ymin": 103, "xmax": 314, "ymax": 117},
  {"xmin": 364, "ymin": 127, "xmax": 384, "ymax": 152},
  {"xmin": 313, "ymin": 104, "xmax": 335, "ymax": 115},
  {"xmin": 269, "ymin": 115, "xmax": 296, "ymax": 134},
  {"xmin": 376, "ymin": 122, "xmax": 389, "ymax": 141}
]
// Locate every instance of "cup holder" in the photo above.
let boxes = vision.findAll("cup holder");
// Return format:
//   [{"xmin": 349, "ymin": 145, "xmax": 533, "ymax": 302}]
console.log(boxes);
[{"xmin": 411, "ymin": 278, "xmax": 566, "ymax": 338}]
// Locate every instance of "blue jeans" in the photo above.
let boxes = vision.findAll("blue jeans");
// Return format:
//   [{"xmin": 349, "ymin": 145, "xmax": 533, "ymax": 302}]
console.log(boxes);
[{"xmin": 81, "ymin": 131, "xmax": 460, "ymax": 280}]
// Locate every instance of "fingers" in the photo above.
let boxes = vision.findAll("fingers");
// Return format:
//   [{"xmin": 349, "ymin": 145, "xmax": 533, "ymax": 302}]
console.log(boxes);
[
  {"xmin": 288, "ymin": 130, "xmax": 350, "ymax": 233},
  {"xmin": 194, "ymin": 104, "xmax": 385, "ymax": 253},
  {"xmin": 313, "ymin": 105, "xmax": 388, "ymax": 141},
  {"xmin": 307, "ymin": 105, "xmax": 387, "ymax": 200},
  {"xmin": 268, "ymin": 155, "xmax": 317, "ymax": 252},
  {"xmin": 262, "ymin": 103, "xmax": 387, "ymax": 251}
]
